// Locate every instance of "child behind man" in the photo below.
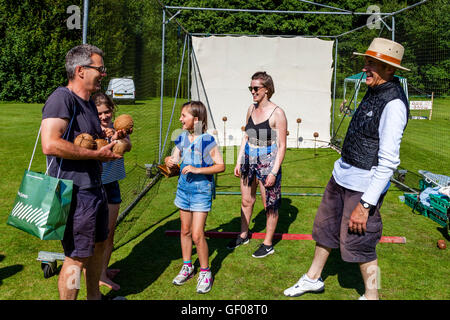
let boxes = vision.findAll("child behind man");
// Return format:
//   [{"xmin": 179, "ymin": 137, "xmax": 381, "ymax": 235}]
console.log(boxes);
[{"xmin": 92, "ymin": 92, "xmax": 132, "ymax": 291}]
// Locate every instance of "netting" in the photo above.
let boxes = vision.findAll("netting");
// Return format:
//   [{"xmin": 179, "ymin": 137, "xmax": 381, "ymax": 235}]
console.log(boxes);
[
  {"xmin": 83, "ymin": 0, "xmax": 448, "ymax": 239},
  {"xmin": 86, "ymin": 2, "xmax": 190, "ymax": 239}
]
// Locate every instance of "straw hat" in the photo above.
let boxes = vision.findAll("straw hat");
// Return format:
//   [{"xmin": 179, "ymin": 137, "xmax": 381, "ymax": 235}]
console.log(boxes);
[{"xmin": 353, "ymin": 38, "xmax": 410, "ymax": 71}]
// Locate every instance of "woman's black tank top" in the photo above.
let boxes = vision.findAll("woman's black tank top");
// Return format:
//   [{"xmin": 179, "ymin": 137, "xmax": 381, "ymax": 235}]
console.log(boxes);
[{"xmin": 245, "ymin": 105, "xmax": 278, "ymax": 146}]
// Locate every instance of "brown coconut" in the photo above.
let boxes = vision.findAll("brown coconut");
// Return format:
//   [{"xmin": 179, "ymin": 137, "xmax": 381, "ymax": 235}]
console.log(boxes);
[
  {"xmin": 74, "ymin": 133, "xmax": 96, "ymax": 150},
  {"xmin": 158, "ymin": 156, "xmax": 180, "ymax": 178},
  {"xmin": 437, "ymin": 240, "xmax": 447, "ymax": 250},
  {"xmin": 95, "ymin": 139, "xmax": 109, "ymax": 150},
  {"xmin": 114, "ymin": 114, "xmax": 134, "ymax": 134},
  {"xmin": 112, "ymin": 139, "xmax": 132, "ymax": 156}
]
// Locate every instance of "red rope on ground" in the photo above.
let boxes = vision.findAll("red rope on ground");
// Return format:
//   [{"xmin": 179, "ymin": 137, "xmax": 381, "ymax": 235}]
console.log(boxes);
[{"xmin": 165, "ymin": 230, "xmax": 406, "ymax": 244}]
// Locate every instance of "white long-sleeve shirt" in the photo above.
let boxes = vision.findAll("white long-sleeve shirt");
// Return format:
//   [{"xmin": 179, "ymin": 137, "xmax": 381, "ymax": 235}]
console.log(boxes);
[{"xmin": 332, "ymin": 98, "xmax": 408, "ymax": 206}]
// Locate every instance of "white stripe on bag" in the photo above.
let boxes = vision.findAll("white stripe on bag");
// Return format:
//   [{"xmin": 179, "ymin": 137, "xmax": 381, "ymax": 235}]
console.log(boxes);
[
  {"xmin": 11, "ymin": 202, "xmax": 24, "ymax": 216},
  {"xmin": 15, "ymin": 204, "xmax": 31, "ymax": 219},
  {"xmin": 17, "ymin": 204, "xmax": 33, "ymax": 220},
  {"xmin": 23, "ymin": 207, "xmax": 39, "ymax": 221},
  {"xmin": 24, "ymin": 208, "xmax": 41, "ymax": 222},
  {"xmin": 29, "ymin": 209, "xmax": 45, "ymax": 224},
  {"xmin": 27, "ymin": 208, "xmax": 43, "ymax": 223},
  {"xmin": 34, "ymin": 211, "xmax": 49, "ymax": 227},
  {"xmin": 26, "ymin": 174, "xmax": 44, "ymax": 180}
]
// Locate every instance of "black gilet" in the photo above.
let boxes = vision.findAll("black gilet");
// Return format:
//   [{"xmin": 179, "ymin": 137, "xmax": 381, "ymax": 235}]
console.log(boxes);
[
  {"xmin": 341, "ymin": 77, "xmax": 409, "ymax": 170},
  {"xmin": 245, "ymin": 105, "xmax": 278, "ymax": 146}
]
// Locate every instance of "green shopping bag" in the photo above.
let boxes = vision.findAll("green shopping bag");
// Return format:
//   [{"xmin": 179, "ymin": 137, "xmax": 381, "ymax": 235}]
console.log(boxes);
[
  {"xmin": 7, "ymin": 97, "xmax": 76, "ymax": 240},
  {"xmin": 7, "ymin": 170, "xmax": 73, "ymax": 240}
]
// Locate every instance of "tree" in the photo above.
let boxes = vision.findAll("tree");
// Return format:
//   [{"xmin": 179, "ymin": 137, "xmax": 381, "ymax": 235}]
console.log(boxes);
[{"xmin": 0, "ymin": 0, "xmax": 82, "ymax": 102}]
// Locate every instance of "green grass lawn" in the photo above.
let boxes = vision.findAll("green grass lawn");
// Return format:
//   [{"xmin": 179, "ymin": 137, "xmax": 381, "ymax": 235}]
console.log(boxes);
[{"xmin": 0, "ymin": 97, "xmax": 449, "ymax": 300}]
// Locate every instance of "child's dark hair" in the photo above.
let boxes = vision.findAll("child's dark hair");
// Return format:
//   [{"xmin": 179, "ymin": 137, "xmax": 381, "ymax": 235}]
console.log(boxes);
[
  {"xmin": 182, "ymin": 101, "xmax": 208, "ymax": 133},
  {"xmin": 92, "ymin": 92, "xmax": 117, "ymax": 115}
]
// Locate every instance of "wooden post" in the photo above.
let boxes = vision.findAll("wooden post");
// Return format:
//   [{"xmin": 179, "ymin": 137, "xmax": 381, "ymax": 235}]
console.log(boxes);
[
  {"xmin": 296, "ymin": 118, "xmax": 302, "ymax": 148},
  {"xmin": 222, "ymin": 116, "xmax": 227, "ymax": 148}
]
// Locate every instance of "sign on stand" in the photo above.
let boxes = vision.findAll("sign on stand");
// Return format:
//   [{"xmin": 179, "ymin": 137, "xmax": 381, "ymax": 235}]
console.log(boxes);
[{"xmin": 409, "ymin": 92, "xmax": 434, "ymax": 120}]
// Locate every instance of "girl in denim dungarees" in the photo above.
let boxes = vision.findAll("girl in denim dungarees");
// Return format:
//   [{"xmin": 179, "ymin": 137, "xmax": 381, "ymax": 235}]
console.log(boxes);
[{"xmin": 165, "ymin": 101, "xmax": 225, "ymax": 294}]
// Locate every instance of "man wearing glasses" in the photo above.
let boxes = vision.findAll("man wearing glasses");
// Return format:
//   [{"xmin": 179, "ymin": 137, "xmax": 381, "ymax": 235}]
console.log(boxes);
[{"xmin": 41, "ymin": 44, "xmax": 121, "ymax": 300}]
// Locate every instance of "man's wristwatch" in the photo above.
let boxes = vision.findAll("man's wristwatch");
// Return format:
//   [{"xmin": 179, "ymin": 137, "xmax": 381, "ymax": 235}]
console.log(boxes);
[{"xmin": 360, "ymin": 199, "xmax": 374, "ymax": 210}]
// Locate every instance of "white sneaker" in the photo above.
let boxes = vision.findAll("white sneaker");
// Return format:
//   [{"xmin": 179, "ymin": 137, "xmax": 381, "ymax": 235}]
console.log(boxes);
[
  {"xmin": 358, "ymin": 295, "xmax": 368, "ymax": 300},
  {"xmin": 172, "ymin": 265, "xmax": 194, "ymax": 285},
  {"xmin": 196, "ymin": 270, "xmax": 213, "ymax": 294},
  {"xmin": 283, "ymin": 274, "xmax": 325, "ymax": 297}
]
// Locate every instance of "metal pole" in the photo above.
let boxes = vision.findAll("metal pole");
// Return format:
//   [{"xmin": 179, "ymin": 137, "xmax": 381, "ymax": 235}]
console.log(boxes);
[
  {"xmin": 337, "ymin": 14, "xmax": 391, "ymax": 38},
  {"xmin": 82, "ymin": 0, "xmax": 89, "ymax": 44},
  {"xmin": 391, "ymin": 0, "xmax": 428, "ymax": 15},
  {"xmin": 161, "ymin": 35, "xmax": 188, "ymax": 158},
  {"xmin": 165, "ymin": 5, "xmax": 393, "ymax": 15},
  {"xmin": 331, "ymin": 38, "xmax": 338, "ymax": 137},
  {"xmin": 392, "ymin": 15, "xmax": 395, "ymax": 41},
  {"xmin": 159, "ymin": 8, "xmax": 166, "ymax": 163},
  {"xmin": 116, "ymin": 172, "xmax": 161, "ymax": 227},
  {"xmin": 192, "ymin": 48, "xmax": 200, "ymax": 100},
  {"xmin": 189, "ymin": 32, "xmax": 335, "ymax": 38},
  {"xmin": 187, "ymin": 35, "xmax": 191, "ymax": 100},
  {"xmin": 298, "ymin": 0, "xmax": 351, "ymax": 13}
]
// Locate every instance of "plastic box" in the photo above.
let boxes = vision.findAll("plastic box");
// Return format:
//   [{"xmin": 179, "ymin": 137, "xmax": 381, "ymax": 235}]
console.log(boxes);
[{"xmin": 429, "ymin": 194, "xmax": 450, "ymax": 214}]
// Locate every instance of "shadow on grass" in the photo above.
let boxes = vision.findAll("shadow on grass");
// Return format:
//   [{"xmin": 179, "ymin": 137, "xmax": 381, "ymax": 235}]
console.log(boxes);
[
  {"xmin": 437, "ymin": 226, "xmax": 450, "ymax": 241},
  {"xmin": 0, "ymin": 255, "xmax": 23, "ymax": 286},
  {"xmin": 250, "ymin": 198, "xmax": 299, "ymax": 247},
  {"xmin": 110, "ymin": 217, "xmax": 183, "ymax": 297},
  {"xmin": 321, "ymin": 249, "xmax": 365, "ymax": 296},
  {"xmin": 110, "ymin": 197, "xmax": 300, "ymax": 296},
  {"xmin": 113, "ymin": 208, "xmax": 179, "ymax": 252},
  {"xmin": 204, "ymin": 198, "xmax": 298, "ymax": 276},
  {"xmin": 207, "ymin": 216, "xmax": 245, "ymax": 276},
  {"xmin": 206, "ymin": 197, "xmax": 299, "ymax": 257}
]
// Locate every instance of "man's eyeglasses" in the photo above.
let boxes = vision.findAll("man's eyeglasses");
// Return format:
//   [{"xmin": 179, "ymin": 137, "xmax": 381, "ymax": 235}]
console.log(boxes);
[
  {"xmin": 82, "ymin": 65, "xmax": 107, "ymax": 74},
  {"xmin": 248, "ymin": 86, "xmax": 264, "ymax": 92}
]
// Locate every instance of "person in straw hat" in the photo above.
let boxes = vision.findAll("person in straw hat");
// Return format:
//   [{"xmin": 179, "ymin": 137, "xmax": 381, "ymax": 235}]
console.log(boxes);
[{"xmin": 284, "ymin": 38, "xmax": 410, "ymax": 300}]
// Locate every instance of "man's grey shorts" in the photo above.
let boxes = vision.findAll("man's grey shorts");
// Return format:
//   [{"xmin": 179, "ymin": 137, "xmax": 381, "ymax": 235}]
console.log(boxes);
[
  {"xmin": 312, "ymin": 176, "xmax": 385, "ymax": 263},
  {"xmin": 61, "ymin": 186, "xmax": 109, "ymax": 258}
]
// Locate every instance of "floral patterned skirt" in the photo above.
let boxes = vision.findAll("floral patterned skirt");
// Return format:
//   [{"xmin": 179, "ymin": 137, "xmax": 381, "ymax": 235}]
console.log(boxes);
[{"xmin": 240, "ymin": 143, "xmax": 282, "ymax": 211}]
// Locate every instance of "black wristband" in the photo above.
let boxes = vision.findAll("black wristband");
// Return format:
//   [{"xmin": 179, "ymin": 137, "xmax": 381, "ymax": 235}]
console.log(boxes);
[{"xmin": 360, "ymin": 199, "xmax": 374, "ymax": 210}]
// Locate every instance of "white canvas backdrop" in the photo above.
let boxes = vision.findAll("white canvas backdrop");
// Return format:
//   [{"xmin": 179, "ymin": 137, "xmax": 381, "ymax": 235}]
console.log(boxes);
[{"xmin": 190, "ymin": 36, "xmax": 334, "ymax": 148}]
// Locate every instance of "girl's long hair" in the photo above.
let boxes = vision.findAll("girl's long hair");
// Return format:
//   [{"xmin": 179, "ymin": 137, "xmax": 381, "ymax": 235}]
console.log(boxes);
[{"xmin": 183, "ymin": 101, "xmax": 208, "ymax": 134}]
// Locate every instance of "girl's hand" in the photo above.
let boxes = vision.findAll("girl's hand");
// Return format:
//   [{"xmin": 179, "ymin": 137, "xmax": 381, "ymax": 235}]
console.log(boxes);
[
  {"xmin": 104, "ymin": 128, "xmax": 115, "ymax": 139},
  {"xmin": 234, "ymin": 164, "xmax": 241, "ymax": 177},
  {"xmin": 165, "ymin": 156, "xmax": 178, "ymax": 168},
  {"xmin": 264, "ymin": 173, "xmax": 276, "ymax": 187},
  {"xmin": 112, "ymin": 129, "xmax": 127, "ymax": 140},
  {"xmin": 182, "ymin": 165, "xmax": 200, "ymax": 175}
]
